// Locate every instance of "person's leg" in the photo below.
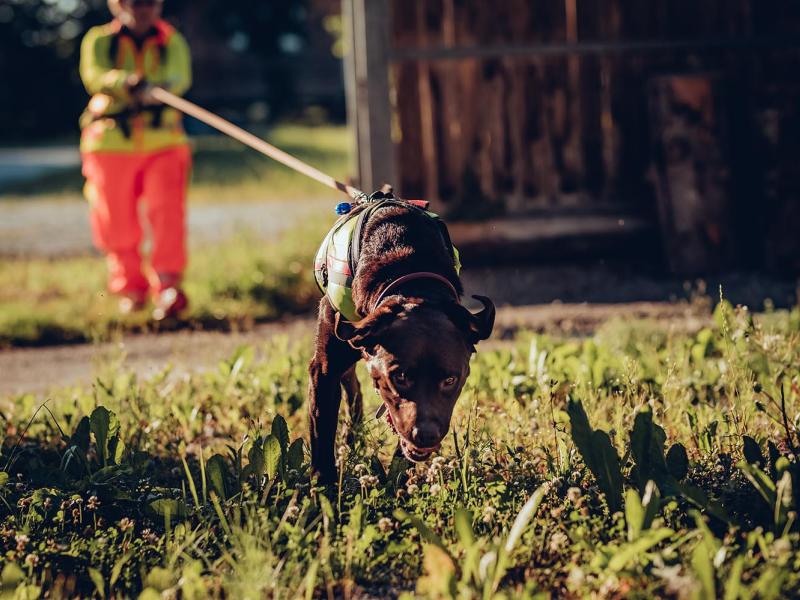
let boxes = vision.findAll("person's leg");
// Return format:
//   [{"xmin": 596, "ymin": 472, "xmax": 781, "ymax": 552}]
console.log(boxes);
[
  {"xmin": 82, "ymin": 152, "xmax": 148, "ymax": 308},
  {"xmin": 140, "ymin": 145, "xmax": 191, "ymax": 318}
]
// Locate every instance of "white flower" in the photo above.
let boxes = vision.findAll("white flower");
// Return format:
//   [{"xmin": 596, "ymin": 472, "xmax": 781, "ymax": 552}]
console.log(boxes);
[
  {"xmin": 406, "ymin": 483, "xmax": 419, "ymax": 495},
  {"xmin": 566, "ymin": 566, "xmax": 585, "ymax": 590},
  {"xmin": 359, "ymin": 475, "xmax": 378, "ymax": 488},
  {"xmin": 548, "ymin": 531, "xmax": 569, "ymax": 553},
  {"xmin": 377, "ymin": 517, "xmax": 393, "ymax": 533},
  {"xmin": 567, "ymin": 487, "xmax": 582, "ymax": 504},
  {"xmin": 481, "ymin": 506, "xmax": 497, "ymax": 524},
  {"xmin": 429, "ymin": 483, "xmax": 442, "ymax": 495},
  {"xmin": 652, "ymin": 564, "xmax": 695, "ymax": 599}
]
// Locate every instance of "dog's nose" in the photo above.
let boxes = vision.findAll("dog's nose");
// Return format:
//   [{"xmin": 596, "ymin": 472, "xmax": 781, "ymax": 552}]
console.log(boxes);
[{"xmin": 411, "ymin": 423, "xmax": 440, "ymax": 448}]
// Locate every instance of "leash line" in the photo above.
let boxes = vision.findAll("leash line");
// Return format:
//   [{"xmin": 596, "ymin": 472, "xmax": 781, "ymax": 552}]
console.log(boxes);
[{"xmin": 149, "ymin": 87, "xmax": 366, "ymax": 201}]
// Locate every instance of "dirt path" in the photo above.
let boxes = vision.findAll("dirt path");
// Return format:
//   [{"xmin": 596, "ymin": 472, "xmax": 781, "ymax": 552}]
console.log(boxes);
[
  {"xmin": 0, "ymin": 302, "xmax": 708, "ymax": 397},
  {"xmin": 0, "ymin": 318, "xmax": 315, "ymax": 397}
]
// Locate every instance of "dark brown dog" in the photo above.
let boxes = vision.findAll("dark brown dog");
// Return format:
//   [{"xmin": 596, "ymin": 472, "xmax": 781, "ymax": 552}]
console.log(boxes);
[{"xmin": 308, "ymin": 200, "xmax": 495, "ymax": 483}]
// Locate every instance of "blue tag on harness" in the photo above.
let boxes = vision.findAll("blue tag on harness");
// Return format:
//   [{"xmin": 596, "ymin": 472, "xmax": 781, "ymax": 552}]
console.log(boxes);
[{"xmin": 335, "ymin": 202, "xmax": 352, "ymax": 215}]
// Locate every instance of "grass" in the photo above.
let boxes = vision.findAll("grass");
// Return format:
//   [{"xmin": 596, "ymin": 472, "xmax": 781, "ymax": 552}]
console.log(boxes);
[
  {"xmin": 0, "ymin": 223, "xmax": 326, "ymax": 347},
  {"xmin": 0, "ymin": 123, "xmax": 350, "ymax": 203},
  {"xmin": 1, "ymin": 302, "xmax": 800, "ymax": 597}
]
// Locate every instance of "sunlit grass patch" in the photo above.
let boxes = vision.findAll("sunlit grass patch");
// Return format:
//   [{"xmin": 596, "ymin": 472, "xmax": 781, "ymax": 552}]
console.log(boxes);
[
  {"xmin": 1, "ymin": 303, "xmax": 800, "ymax": 597},
  {"xmin": 0, "ymin": 222, "xmax": 326, "ymax": 346}
]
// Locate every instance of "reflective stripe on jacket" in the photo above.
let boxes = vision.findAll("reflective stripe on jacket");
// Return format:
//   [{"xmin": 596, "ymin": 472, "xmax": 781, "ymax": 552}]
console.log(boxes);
[
  {"xmin": 79, "ymin": 19, "xmax": 192, "ymax": 153},
  {"xmin": 314, "ymin": 199, "xmax": 461, "ymax": 323}
]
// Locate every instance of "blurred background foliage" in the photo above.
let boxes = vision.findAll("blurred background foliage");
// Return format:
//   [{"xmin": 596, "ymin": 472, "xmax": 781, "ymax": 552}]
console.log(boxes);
[{"xmin": 0, "ymin": 0, "xmax": 345, "ymax": 142}]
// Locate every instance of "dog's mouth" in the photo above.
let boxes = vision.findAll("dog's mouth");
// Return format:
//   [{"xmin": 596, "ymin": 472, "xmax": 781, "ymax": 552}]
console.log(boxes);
[
  {"xmin": 381, "ymin": 406, "xmax": 440, "ymax": 462},
  {"xmin": 399, "ymin": 437, "xmax": 441, "ymax": 462}
]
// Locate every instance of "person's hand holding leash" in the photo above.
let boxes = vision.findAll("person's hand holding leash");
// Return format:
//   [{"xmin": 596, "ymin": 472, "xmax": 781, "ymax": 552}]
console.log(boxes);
[{"xmin": 124, "ymin": 74, "xmax": 158, "ymax": 105}]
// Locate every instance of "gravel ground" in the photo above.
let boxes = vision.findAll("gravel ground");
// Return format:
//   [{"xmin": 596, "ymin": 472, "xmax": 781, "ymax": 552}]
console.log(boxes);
[
  {"xmin": 0, "ymin": 301, "xmax": 712, "ymax": 397},
  {"xmin": 0, "ymin": 197, "xmax": 333, "ymax": 257}
]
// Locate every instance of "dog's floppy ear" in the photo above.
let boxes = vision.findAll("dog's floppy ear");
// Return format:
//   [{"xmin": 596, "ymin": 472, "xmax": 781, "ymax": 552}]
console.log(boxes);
[
  {"xmin": 445, "ymin": 295, "xmax": 496, "ymax": 345},
  {"xmin": 334, "ymin": 299, "xmax": 405, "ymax": 349}
]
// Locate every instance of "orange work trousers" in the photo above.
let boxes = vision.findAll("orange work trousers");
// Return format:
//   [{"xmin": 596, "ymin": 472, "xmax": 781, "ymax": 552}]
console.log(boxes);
[{"xmin": 82, "ymin": 145, "xmax": 191, "ymax": 297}]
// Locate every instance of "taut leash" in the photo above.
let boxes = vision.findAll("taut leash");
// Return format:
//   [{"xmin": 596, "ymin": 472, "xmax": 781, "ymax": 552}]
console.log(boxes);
[{"xmin": 149, "ymin": 87, "xmax": 366, "ymax": 201}]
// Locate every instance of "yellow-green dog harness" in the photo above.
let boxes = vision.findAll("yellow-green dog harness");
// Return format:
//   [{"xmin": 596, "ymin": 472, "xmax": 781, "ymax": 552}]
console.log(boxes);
[{"xmin": 314, "ymin": 196, "xmax": 461, "ymax": 322}]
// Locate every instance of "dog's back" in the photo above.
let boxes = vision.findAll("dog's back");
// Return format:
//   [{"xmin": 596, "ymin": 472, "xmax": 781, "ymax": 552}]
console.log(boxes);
[{"xmin": 352, "ymin": 204, "xmax": 463, "ymax": 313}]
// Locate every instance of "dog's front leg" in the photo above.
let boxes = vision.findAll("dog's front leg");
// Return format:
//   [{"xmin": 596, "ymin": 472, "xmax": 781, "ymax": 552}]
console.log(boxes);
[{"xmin": 308, "ymin": 299, "xmax": 358, "ymax": 484}]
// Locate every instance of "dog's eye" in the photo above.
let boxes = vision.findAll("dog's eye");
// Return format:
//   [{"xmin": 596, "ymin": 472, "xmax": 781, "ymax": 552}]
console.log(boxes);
[
  {"xmin": 442, "ymin": 375, "xmax": 458, "ymax": 388},
  {"xmin": 392, "ymin": 371, "xmax": 410, "ymax": 387}
]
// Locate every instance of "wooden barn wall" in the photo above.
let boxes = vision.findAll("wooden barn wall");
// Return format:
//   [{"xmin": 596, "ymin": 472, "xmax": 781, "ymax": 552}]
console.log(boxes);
[{"xmin": 388, "ymin": 0, "xmax": 800, "ymax": 269}]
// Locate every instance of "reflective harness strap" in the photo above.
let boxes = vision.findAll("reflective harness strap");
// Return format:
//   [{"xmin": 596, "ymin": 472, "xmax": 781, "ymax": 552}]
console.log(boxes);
[
  {"xmin": 103, "ymin": 21, "xmax": 171, "ymax": 138},
  {"xmin": 371, "ymin": 272, "xmax": 460, "ymax": 312},
  {"xmin": 322, "ymin": 195, "xmax": 461, "ymax": 321}
]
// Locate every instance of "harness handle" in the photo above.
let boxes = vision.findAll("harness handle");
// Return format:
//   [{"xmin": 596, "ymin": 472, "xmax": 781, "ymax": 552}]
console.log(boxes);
[{"xmin": 149, "ymin": 86, "xmax": 367, "ymax": 201}]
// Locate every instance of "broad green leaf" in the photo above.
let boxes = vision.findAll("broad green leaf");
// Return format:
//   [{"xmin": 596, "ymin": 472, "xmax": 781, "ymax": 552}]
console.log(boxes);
[
  {"xmin": 110, "ymin": 552, "xmax": 132, "ymax": 586},
  {"xmin": 71, "ymin": 416, "xmax": 91, "ymax": 452},
  {"xmin": 774, "ymin": 470, "xmax": 793, "ymax": 532},
  {"xmin": 88, "ymin": 567, "xmax": 105, "ymax": 599},
  {"xmin": 767, "ymin": 441, "xmax": 780, "ymax": 480},
  {"xmin": 1, "ymin": 563, "xmax": 24, "ymax": 586},
  {"xmin": 625, "ymin": 488, "xmax": 644, "ymax": 542},
  {"xmin": 607, "ymin": 527, "xmax": 673, "ymax": 572},
  {"xmin": 90, "ymin": 406, "xmax": 119, "ymax": 466},
  {"xmin": 287, "ymin": 438, "xmax": 305, "ymax": 472},
  {"xmin": 416, "ymin": 544, "xmax": 456, "ymax": 599},
  {"xmin": 630, "ymin": 407, "xmax": 668, "ymax": 491},
  {"xmin": 666, "ymin": 443, "xmax": 689, "ymax": 480},
  {"xmin": 206, "ymin": 454, "xmax": 230, "ymax": 501},
  {"xmin": 0, "ymin": 472, "xmax": 8, "ymax": 489},
  {"xmin": 591, "ymin": 430, "xmax": 624, "ymax": 512},
  {"xmin": 568, "ymin": 399, "xmax": 623, "ymax": 512},
  {"xmin": 625, "ymin": 482, "xmax": 662, "ymax": 541},
  {"xmin": 691, "ymin": 539, "xmax": 716, "ymax": 600},
  {"xmin": 454, "ymin": 508, "xmax": 475, "ymax": 548},
  {"xmin": 641, "ymin": 480, "xmax": 661, "ymax": 532},
  {"xmin": 144, "ymin": 566, "xmax": 173, "ymax": 591},
  {"xmin": 146, "ymin": 498, "xmax": 187, "ymax": 520},
  {"xmin": 304, "ymin": 560, "xmax": 319, "ymax": 600},
  {"xmin": 742, "ymin": 436, "xmax": 765, "ymax": 467},
  {"xmin": 248, "ymin": 440, "xmax": 265, "ymax": 477},
  {"xmin": 109, "ymin": 436, "xmax": 125, "ymax": 465},
  {"xmin": 567, "ymin": 399, "xmax": 597, "ymax": 474},
  {"xmin": 271, "ymin": 415, "xmax": 290, "ymax": 456},
  {"xmin": 263, "ymin": 434, "xmax": 282, "ymax": 481},
  {"xmin": 723, "ymin": 556, "xmax": 744, "ymax": 600},
  {"xmin": 90, "ymin": 407, "xmax": 111, "ymax": 465}
]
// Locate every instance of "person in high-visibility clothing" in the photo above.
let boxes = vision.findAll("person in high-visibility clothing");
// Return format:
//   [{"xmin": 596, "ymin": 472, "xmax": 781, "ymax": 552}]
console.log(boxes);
[{"xmin": 79, "ymin": 0, "xmax": 191, "ymax": 318}]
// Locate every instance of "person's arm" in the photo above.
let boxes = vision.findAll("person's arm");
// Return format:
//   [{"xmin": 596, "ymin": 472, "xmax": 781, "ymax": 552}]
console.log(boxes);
[
  {"xmin": 79, "ymin": 26, "xmax": 129, "ymax": 98},
  {"xmin": 159, "ymin": 31, "xmax": 192, "ymax": 96}
]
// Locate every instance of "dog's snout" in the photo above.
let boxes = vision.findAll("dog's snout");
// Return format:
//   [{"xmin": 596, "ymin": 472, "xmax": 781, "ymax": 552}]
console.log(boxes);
[{"xmin": 411, "ymin": 423, "xmax": 440, "ymax": 448}]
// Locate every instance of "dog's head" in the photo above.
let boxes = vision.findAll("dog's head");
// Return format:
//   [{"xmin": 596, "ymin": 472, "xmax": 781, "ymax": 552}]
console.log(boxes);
[{"xmin": 335, "ymin": 295, "xmax": 495, "ymax": 461}]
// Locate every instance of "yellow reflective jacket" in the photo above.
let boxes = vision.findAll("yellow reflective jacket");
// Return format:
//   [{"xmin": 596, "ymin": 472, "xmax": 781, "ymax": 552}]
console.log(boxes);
[{"xmin": 79, "ymin": 19, "xmax": 191, "ymax": 153}]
